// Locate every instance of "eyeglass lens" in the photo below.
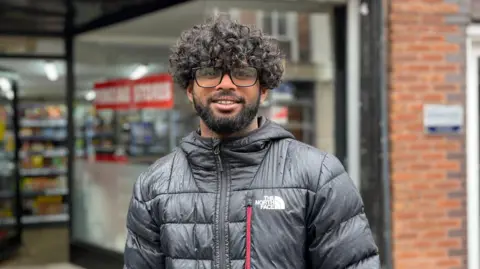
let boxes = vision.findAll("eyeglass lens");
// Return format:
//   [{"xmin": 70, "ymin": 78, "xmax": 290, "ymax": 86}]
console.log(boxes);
[{"xmin": 195, "ymin": 67, "xmax": 258, "ymax": 87}]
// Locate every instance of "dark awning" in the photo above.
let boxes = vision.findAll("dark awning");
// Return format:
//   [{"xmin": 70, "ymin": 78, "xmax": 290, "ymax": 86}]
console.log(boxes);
[
  {"xmin": 0, "ymin": 0, "xmax": 66, "ymax": 36},
  {"xmin": 0, "ymin": 0, "xmax": 191, "ymax": 36}
]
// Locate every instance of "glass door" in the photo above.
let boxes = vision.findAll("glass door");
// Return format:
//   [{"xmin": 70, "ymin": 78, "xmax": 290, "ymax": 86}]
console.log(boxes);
[{"xmin": 0, "ymin": 71, "xmax": 21, "ymax": 261}]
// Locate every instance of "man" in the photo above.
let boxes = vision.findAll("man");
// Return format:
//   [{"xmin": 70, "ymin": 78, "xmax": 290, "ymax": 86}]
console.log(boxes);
[{"xmin": 124, "ymin": 14, "xmax": 379, "ymax": 269}]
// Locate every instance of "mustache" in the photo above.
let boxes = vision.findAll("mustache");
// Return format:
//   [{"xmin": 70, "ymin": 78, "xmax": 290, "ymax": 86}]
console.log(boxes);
[{"xmin": 208, "ymin": 91, "xmax": 245, "ymax": 103}]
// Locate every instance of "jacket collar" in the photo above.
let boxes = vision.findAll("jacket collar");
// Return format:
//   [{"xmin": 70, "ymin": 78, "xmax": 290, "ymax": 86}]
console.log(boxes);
[{"xmin": 178, "ymin": 117, "xmax": 294, "ymax": 180}]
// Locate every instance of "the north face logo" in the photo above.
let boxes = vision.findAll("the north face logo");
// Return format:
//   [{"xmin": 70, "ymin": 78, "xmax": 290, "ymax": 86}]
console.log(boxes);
[{"xmin": 254, "ymin": 196, "xmax": 285, "ymax": 210}]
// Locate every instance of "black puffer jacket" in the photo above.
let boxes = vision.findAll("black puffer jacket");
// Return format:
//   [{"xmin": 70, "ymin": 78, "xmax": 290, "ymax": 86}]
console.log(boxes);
[{"xmin": 124, "ymin": 117, "xmax": 379, "ymax": 269}]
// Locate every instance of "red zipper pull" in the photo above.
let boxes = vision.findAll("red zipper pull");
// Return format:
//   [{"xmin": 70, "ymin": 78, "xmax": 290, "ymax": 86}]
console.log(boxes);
[{"xmin": 245, "ymin": 193, "xmax": 253, "ymax": 269}]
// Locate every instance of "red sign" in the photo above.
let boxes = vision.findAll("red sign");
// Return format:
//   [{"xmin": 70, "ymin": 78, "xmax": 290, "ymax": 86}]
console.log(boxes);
[{"xmin": 94, "ymin": 74, "xmax": 174, "ymax": 110}]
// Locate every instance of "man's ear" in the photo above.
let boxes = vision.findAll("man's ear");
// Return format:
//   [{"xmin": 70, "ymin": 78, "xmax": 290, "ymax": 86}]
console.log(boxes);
[
  {"xmin": 186, "ymin": 83, "xmax": 194, "ymax": 103},
  {"xmin": 260, "ymin": 88, "xmax": 269, "ymax": 103}
]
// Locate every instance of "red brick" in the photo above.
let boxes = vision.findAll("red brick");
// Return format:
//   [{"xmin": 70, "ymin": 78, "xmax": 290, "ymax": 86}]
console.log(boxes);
[
  {"xmin": 389, "ymin": 0, "xmax": 466, "ymax": 268},
  {"xmin": 391, "ymin": 2, "xmax": 459, "ymax": 14},
  {"xmin": 420, "ymin": 53, "xmax": 445, "ymax": 61}
]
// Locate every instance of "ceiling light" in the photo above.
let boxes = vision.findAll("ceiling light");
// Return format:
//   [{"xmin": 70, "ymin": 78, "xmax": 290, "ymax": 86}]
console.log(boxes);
[
  {"xmin": 0, "ymin": 77, "xmax": 11, "ymax": 92},
  {"xmin": 44, "ymin": 62, "xmax": 59, "ymax": 81},
  {"xmin": 130, "ymin": 64, "xmax": 148, "ymax": 80},
  {"xmin": 4, "ymin": 90, "xmax": 13, "ymax": 100},
  {"xmin": 85, "ymin": 90, "xmax": 96, "ymax": 101}
]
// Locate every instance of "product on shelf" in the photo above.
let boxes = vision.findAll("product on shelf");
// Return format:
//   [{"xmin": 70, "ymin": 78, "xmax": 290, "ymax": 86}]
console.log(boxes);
[
  {"xmin": 0, "ymin": 201, "xmax": 13, "ymax": 218},
  {"xmin": 0, "ymin": 107, "xmax": 6, "ymax": 141},
  {"xmin": 22, "ymin": 176, "xmax": 66, "ymax": 191},
  {"xmin": 19, "ymin": 127, "xmax": 67, "ymax": 139},
  {"xmin": 23, "ymin": 105, "xmax": 66, "ymax": 120},
  {"xmin": 23, "ymin": 196, "xmax": 67, "ymax": 216},
  {"xmin": 20, "ymin": 155, "xmax": 66, "ymax": 170}
]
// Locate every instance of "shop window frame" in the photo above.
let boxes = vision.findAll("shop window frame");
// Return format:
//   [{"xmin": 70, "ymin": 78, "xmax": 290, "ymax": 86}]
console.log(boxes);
[{"xmin": 256, "ymin": 10, "xmax": 299, "ymax": 63}]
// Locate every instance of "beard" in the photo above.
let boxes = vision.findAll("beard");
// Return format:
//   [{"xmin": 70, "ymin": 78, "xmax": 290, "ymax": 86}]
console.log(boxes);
[{"xmin": 192, "ymin": 91, "xmax": 260, "ymax": 135}]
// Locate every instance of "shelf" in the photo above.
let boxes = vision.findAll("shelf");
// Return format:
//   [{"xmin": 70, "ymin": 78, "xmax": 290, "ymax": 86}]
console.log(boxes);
[
  {"xmin": 91, "ymin": 132, "xmax": 115, "ymax": 138},
  {"xmin": 20, "ymin": 119, "xmax": 67, "ymax": 128},
  {"xmin": 0, "ymin": 214, "xmax": 69, "ymax": 227},
  {"xmin": 0, "ymin": 218, "xmax": 15, "ymax": 226},
  {"xmin": 19, "ymin": 168, "xmax": 67, "ymax": 176},
  {"xmin": 0, "ymin": 188, "xmax": 68, "ymax": 199},
  {"xmin": 0, "ymin": 191, "xmax": 13, "ymax": 199},
  {"xmin": 19, "ymin": 148, "xmax": 68, "ymax": 158},
  {"xmin": 23, "ymin": 188, "xmax": 68, "ymax": 197},
  {"xmin": 22, "ymin": 214, "xmax": 69, "ymax": 225},
  {"xmin": 0, "ymin": 151, "xmax": 13, "ymax": 160},
  {"xmin": 19, "ymin": 135, "xmax": 66, "ymax": 141},
  {"xmin": 0, "ymin": 169, "xmax": 12, "ymax": 177}
]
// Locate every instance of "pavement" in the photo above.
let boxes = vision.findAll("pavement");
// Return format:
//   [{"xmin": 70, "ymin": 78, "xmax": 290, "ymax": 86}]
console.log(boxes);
[
  {"xmin": 1, "ymin": 264, "xmax": 84, "ymax": 269},
  {"xmin": 0, "ymin": 227, "xmax": 69, "ymax": 268}
]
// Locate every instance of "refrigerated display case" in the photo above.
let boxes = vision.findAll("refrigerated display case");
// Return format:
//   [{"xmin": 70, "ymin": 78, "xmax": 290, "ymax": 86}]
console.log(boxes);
[
  {"xmin": 0, "ymin": 70, "xmax": 21, "ymax": 261},
  {"xmin": 17, "ymin": 102, "xmax": 69, "ymax": 226}
]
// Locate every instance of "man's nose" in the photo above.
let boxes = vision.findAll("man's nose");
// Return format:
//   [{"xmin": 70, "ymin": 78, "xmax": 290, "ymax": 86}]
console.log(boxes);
[{"xmin": 215, "ymin": 73, "xmax": 235, "ymax": 90}]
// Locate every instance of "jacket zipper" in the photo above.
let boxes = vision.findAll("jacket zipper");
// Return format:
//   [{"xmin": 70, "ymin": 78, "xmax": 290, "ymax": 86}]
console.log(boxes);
[
  {"xmin": 214, "ymin": 145, "xmax": 227, "ymax": 269},
  {"xmin": 245, "ymin": 198, "xmax": 253, "ymax": 269}
]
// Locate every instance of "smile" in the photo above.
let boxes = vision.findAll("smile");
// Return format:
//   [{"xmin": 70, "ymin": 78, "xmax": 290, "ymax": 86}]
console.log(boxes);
[{"xmin": 214, "ymin": 100, "xmax": 237, "ymax": 105}]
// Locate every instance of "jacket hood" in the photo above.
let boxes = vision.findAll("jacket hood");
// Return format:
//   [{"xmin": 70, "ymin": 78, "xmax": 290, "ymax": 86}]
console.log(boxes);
[{"xmin": 179, "ymin": 117, "xmax": 295, "ymax": 182}]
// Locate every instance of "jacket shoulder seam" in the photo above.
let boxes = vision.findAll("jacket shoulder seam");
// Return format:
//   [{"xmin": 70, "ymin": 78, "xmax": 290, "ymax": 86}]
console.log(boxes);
[
  {"xmin": 249, "ymin": 138, "xmax": 290, "ymax": 183},
  {"xmin": 280, "ymin": 139, "xmax": 294, "ymax": 186},
  {"xmin": 166, "ymin": 149, "xmax": 178, "ymax": 194},
  {"xmin": 139, "ymin": 149, "xmax": 179, "ymax": 203},
  {"xmin": 315, "ymin": 153, "xmax": 329, "ymax": 192}
]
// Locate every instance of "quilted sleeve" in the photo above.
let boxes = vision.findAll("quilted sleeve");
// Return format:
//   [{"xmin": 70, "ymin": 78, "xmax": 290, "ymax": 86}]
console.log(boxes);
[
  {"xmin": 124, "ymin": 172, "xmax": 164, "ymax": 269},
  {"xmin": 307, "ymin": 154, "xmax": 380, "ymax": 269}
]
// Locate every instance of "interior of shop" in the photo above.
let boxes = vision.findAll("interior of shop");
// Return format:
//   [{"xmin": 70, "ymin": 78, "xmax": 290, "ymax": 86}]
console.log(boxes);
[{"xmin": 0, "ymin": 0, "xmax": 347, "ymax": 267}]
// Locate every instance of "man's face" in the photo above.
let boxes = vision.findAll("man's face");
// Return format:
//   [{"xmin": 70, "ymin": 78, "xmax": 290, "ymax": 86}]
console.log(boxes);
[{"xmin": 187, "ymin": 67, "xmax": 268, "ymax": 135}]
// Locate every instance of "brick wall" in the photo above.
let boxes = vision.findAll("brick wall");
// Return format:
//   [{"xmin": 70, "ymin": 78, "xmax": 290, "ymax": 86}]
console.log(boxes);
[{"xmin": 388, "ymin": 1, "xmax": 469, "ymax": 269}]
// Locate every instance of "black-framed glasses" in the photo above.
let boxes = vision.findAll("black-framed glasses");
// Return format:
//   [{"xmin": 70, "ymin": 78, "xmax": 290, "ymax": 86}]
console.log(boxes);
[{"xmin": 193, "ymin": 67, "xmax": 258, "ymax": 88}]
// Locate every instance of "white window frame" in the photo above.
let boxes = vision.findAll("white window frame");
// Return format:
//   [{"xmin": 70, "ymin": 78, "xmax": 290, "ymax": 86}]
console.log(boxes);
[
  {"xmin": 212, "ymin": 7, "xmax": 240, "ymax": 21},
  {"xmin": 466, "ymin": 23, "xmax": 480, "ymax": 269},
  {"xmin": 256, "ymin": 10, "xmax": 299, "ymax": 63}
]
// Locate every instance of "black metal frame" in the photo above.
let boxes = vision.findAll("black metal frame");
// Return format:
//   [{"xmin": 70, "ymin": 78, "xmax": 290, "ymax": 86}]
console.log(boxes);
[
  {"xmin": 73, "ymin": 0, "xmax": 191, "ymax": 35},
  {"xmin": 64, "ymin": 0, "xmax": 76, "ymax": 262},
  {"xmin": 0, "ymin": 54, "xmax": 66, "ymax": 60},
  {"xmin": 359, "ymin": 0, "xmax": 392, "ymax": 268},
  {"xmin": 0, "ymin": 72, "xmax": 22, "ymax": 264},
  {"xmin": 333, "ymin": 5, "xmax": 347, "ymax": 167},
  {"xmin": 11, "ymin": 77, "xmax": 21, "ymax": 256}
]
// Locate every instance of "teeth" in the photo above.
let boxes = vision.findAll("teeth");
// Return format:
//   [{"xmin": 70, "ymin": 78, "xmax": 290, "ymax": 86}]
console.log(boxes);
[{"xmin": 217, "ymin": 100, "xmax": 234, "ymax": 105}]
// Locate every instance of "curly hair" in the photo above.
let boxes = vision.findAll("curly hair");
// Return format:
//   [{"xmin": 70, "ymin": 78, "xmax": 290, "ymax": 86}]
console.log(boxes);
[{"xmin": 169, "ymin": 13, "xmax": 285, "ymax": 90}]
